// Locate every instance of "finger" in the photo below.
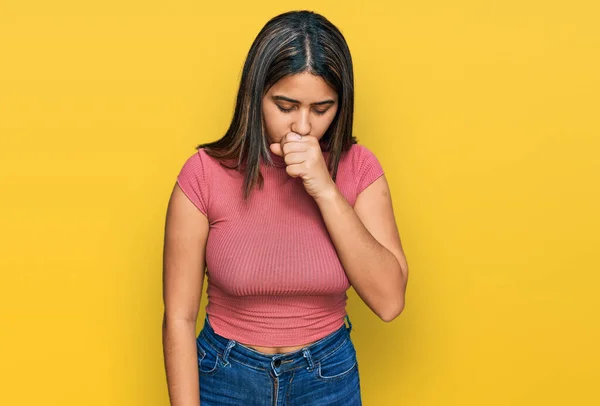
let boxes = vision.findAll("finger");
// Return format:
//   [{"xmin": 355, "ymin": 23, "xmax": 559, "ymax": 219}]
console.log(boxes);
[
  {"xmin": 272, "ymin": 132, "xmax": 308, "ymax": 156},
  {"xmin": 286, "ymin": 132, "xmax": 304, "ymax": 143},
  {"xmin": 280, "ymin": 133, "xmax": 293, "ymax": 152},
  {"xmin": 275, "ymin": 132, "xmax": 300, "ymax": 155},
  {"xmin": 270, "ymin": 141, "xmax": 283, "ymax": 157}
]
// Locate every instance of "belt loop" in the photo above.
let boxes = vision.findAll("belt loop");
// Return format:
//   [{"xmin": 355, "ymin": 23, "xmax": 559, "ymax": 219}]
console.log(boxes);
[
  {"xmin": 222, "ymin": 340, "xmax": 236, "ymax": 367},
  {"xmin": 345, "ymin": 314, "xmax": 353, "ymax": 333},
  {"xmin": 302, "ymin": 348, "xmax": 315, "ymax": 371}
]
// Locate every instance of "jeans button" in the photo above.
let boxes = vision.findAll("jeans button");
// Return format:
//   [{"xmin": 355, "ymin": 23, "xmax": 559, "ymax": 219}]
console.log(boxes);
[{"xmin": 273, "ymin": 359, "xmax": 281, "ymax": 368}]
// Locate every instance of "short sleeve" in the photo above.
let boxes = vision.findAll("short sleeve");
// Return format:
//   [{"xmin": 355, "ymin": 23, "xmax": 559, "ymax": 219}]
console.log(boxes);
[
  {"xmin": 176, "ymin": 150, "xmax": 209, "ymax": 217},
  {"xmin": 356, "ymin": 144, "xmax": 385, "ymax": 196}
]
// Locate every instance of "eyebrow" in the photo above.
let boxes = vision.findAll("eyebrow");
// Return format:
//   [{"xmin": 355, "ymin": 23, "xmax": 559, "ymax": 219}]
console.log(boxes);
[{"xmin": 272, "ymin": 95, "xmax": 336, "ymax": 106}]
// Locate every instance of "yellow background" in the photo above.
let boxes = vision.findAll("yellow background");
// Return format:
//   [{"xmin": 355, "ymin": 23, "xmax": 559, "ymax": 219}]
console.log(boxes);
[{"xmin": 1, "ymin": 1, "xmax": 598, "ymax": 405}]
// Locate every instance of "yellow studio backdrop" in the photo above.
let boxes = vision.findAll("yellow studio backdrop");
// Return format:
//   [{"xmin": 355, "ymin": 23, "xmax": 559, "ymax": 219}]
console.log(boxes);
[{"xmin": 1, "ymin": 1, "xmax": 598, "ymax": 405}]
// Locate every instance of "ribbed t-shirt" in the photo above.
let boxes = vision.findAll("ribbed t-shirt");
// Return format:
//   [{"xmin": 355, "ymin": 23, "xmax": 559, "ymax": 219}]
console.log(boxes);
[{"xmin": 176, "ymin": 143, "xmax": 384, "ymax": 346}]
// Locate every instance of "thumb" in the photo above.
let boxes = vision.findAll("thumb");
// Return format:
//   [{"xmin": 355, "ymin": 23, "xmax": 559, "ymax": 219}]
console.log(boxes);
[{"xmin": 270, "ymin": 142, "xmax": 283, "ymax": 157}]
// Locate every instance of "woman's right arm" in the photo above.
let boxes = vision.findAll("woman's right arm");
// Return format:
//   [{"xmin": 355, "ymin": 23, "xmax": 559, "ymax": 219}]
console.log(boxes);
[{"xmin": 162, "ymin": 182, "xmax": 209, "ymax": 406}]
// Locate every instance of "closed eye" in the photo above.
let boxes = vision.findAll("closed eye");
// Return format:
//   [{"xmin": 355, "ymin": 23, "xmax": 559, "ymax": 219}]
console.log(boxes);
[{"xmin": 276, "ymin": 105, "xmax": 328, "ymax": 115}]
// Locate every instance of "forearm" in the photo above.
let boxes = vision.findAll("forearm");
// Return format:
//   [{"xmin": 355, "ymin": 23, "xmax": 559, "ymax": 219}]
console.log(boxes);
[
  {"xmin": 315, "ymin": 188, "xmax": 407, "ymax": 321},
  {"xmin": 162, "ymin": 316, "xmax": 200, "ymax": 406}
]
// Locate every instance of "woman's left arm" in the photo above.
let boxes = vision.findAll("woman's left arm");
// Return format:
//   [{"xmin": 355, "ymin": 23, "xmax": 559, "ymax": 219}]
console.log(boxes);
[{"xmin": 314, "ymin": 175, "xmax": 409, "ymax": 322}]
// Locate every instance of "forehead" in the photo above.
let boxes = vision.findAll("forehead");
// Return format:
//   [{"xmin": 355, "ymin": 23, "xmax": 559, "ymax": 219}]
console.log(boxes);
[{"xmin": 268, "ymin": 72, "xmax": 337, "ymax": 102}]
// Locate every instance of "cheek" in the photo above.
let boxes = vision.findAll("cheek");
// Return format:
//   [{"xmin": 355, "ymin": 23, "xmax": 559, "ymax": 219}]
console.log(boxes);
[
  {"xmin": 316, "ymin": 114, "xmax": 337, "ymax": 133},
  {"xmin": 263, "ymin": 106, "xmax": 287, "ymax": 131}
]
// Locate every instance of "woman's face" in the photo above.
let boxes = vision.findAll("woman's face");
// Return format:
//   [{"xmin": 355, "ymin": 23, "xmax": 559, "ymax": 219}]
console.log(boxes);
[{"xmin": 262, "ymin": 72, "xmax": 338, "ymax": 145}]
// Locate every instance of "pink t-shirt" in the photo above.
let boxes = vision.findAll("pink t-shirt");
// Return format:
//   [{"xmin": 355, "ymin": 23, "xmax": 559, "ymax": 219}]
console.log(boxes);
[{"xmin": 176, "ymin": 143, "xmax": 384, "ymax": 346}]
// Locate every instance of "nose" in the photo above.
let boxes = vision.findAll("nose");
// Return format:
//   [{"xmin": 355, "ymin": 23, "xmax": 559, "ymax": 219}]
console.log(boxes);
[{"xmin": 291, "ymin": 109, "xmax": 311, "ymax": 136}]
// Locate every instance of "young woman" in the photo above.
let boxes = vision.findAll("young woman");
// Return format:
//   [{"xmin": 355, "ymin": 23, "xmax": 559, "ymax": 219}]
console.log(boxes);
[{"xmin": 162, "ymin": 10, "xmax": 409, "ymax": 406}]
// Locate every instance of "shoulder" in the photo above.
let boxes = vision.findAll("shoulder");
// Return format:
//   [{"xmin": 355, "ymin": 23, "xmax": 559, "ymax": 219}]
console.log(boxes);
[
  {"xmin": 348, "ymin": 143, "xmax": 385, "ymax": 196},
  {"xmin": 180, "ymin": 148, "xmax": 202, "ymax": 168},
  {"xmin": 176, "ymin": 148, "xmax": 212, "ymax": 216},
  {"xmin": 182, "ymin": 147, "xmax": 210, "ymax": 165},
  {"xmin": 179, "ymin": 148, "xmax": 221, "ymax": 176},
  {"xmin": 336, "ymin": 143, "xmax": 380, "ymax": 165},
  {"xmin": 339, "ymin": 143, "xmax": 383, "ymax": 174},
  {"xmin": 350, "ymin": 143, "xmax": 379, "ymax": 161}
]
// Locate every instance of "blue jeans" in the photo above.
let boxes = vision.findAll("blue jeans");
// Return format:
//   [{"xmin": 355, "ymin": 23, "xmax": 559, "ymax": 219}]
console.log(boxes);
[{"xmin": 196, "ymin": 314, "xmax": 362, "ymax": 405}]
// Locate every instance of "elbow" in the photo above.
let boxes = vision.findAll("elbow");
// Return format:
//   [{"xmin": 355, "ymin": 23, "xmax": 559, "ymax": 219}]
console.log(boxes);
[
  {"xmin": 378, "ymin": 266, "xmax": 408, "ymax": 322},
  {"xmin": 378, "ymin": 299, "xmax": 405, "ymax": 323}
]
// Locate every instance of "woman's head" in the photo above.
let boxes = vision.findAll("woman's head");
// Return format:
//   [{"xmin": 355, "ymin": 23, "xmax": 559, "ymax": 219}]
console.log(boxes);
[
  {"xmin": 197, "ymin": 10, "xmax": 356, "ymax": 199},
  {"xmin": 262, "ymin": 72, "xmax": 338, "ymax": 146}
]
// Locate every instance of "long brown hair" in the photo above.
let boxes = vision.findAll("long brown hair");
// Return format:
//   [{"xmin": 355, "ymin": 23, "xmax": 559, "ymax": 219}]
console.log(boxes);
[{"xmin": 196, "ymin": 10, "xmax": 358, "ymax": 200}]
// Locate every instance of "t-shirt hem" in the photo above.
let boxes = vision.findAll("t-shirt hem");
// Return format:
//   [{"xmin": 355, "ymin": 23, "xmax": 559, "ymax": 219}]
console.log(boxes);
[{"xmin": 210, "ymin": 318, "xmax": 347, "ymax": 347}]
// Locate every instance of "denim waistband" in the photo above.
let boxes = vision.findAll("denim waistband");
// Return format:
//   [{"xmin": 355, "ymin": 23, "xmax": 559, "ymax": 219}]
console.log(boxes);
[{"xmin": 197, "ymin": 314, "xmax": 354, "ymax": 377}]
